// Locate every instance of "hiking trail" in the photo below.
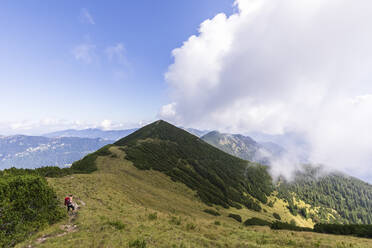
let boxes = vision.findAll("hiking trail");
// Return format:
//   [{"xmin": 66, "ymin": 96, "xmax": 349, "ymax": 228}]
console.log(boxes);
[{"xmin": 27, "ymin": 198, "xmax": 86, "ymax": 247}]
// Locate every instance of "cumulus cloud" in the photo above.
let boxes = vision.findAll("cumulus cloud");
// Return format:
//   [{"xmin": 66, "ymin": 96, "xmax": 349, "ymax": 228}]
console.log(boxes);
[
  {"xmin": 72, "ymin": 43, "xmax": 97, "ymax": 64},
  {"xmin": 161, "ymin": 0, "xmax": 372, "ymax": 182},
  {"xmin": 80, "ymin": 8, "xmax": 95, "ymax": 25}
]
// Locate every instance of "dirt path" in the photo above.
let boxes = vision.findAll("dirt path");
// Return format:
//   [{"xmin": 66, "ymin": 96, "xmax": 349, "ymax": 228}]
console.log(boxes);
[{"xmin": 28, "ymin": 198, "xmax": 85, "ymax": 247}]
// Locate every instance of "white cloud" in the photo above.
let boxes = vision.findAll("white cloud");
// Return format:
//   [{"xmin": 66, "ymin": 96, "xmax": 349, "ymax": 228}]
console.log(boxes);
[
  {"xmin": 72, "ymin": 44, "xmax": 96, "ymax": 64},
  {"xmin": 161, "ymin": 0, "xmax": 372, "ymax": 182},
  {"xmin": 100, "ymin": 119, "xmax": 113, "ymax": 130},
  {"xmin": 105, "ymin": 43, "xmax": 126, "ymax": 63},
  {"xmin": 159, "ymin": 103, "xmax": 177, "ymax": 120},
  {"xmin": 80, "ymin": 8, "xmax": 95, "ymax": 25}
]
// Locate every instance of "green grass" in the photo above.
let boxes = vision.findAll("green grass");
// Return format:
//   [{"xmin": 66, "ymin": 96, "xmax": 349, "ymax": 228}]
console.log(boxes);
[{"xmin": 16, "ymin": 147, "xmax": 372, "ymax": 247}]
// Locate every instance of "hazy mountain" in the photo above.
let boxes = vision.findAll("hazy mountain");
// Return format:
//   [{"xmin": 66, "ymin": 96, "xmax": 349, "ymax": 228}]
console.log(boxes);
[
  {"xmin": 249, "ymin": 131, "xmax": 310, "ymax": 163},
  {"xmin": 0, "ymin": 135, "xmax": 111, "ymax": 169},
  {"xmin": 182, "ymin": 127, "xmax": 210, "ymax": 137},
  {"xmin": 44, "ymin": 128, "xmax": 138, "ymax": 141},
  {"xmin": 201, "ymin": 131, "xmax": 285, "ymax": 164}
]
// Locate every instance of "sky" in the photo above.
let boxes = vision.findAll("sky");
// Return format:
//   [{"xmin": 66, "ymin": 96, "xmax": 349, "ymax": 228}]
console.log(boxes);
[
  {"xmin": 2, "ymin": 0, "xmax": 372, "ymax": 182},
  {"xmin": 0, "ymin": 0, "xmax": 233, "ymax": 134}
]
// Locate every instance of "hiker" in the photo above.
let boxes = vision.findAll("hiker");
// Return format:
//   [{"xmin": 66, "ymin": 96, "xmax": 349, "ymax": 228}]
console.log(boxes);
[{"xmin": 64, "ymin": 194, "xmax": 75, "ymax": 212}]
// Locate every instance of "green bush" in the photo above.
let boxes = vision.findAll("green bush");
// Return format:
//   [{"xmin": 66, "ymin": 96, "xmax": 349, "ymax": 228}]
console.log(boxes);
[
  {"xmin": 273, "ymin": 213, "xmax": 281, "ymax": 220},
  {"xmin": 314, "ymin": 223, "xmax": 372, "ymax": 238},
  {"xmin": 0, "ymin": 174, "xmax": 64, "ymax": 247},
  {"xmin": 270, "ymin": 221, "xmax": 313, "ymax": 232},
  {"xmin": 228, "ymin": 213, "xmax": 242, "ymax": 223},
  {"xmin": 148, "ymin": 212, "xmax": 157, "ymax": 221},
  {"xmin": 214, "ymin": 221, "xmax": 221, "ymax": 225},
  {"xmin": 129, "ymin": 238, "xmax": 147, "ymax": 248},
  {"xmin": 169, "ymin": 216, "xmax": 182, "ymax": 225},
  {"xmin": 243, "ymin": 217, "xmax": 271, "ymax": 227},
  {"xmin": 203, "ymin": 209, "xmax": 221, "ymax": 216},
  {"xmin": 186, "ymin": 223, "xmax": 196, "ymax": 231},
  {"xmin": 107, "ymin": 220, "xmax": 125, "ymax": 230}
]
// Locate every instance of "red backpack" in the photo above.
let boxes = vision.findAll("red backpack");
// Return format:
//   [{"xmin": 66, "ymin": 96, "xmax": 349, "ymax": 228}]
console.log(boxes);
[{"xmin": 64, "ymin": 197, "xmax": 71, "ymax": 206}]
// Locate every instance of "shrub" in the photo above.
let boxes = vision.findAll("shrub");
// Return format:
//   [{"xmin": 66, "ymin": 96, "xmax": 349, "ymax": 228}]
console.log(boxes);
[
  {"xmin": 129, "ymin": 239, "xmax": 147, "ymax": 248},
  {"xmin": 0, "ymin": 174, "xmax": 64, "ymax": 247},
  {"xmin": 148, "ymin": 212, "xmax": 157, "ymax": 221},
  {"xmin": 107, "ymin": 220, "xmax": 125, "ymax": 230},
  {"xmin": 169, "ymin": 216, "xmax": 182, "ymax": 225},
  {"xmin": 314, "ymin": 223, "xmax": 372, "ymax": 238},
  {"xmin": 273, "ymin": 213, "xmax": 281, "ymax": 220},
  {"xmin": 228, "ymin": 213, "xmax": 242, "ymax": 223},
  {"xmin": 186, "ymin": 223, "xmax": 196, "ymax": 231},
  {"xmin": 270, "ymin": 221, "xmax": 313, "ymax": 232},
  {"xmin": 203, "ymin": 209, "xmax": 221, "ymax": 216},
  {"xmin": 214, "ymin": 221, "xmax": 221, "ymax": 225},
  {"xmin": 243, "ymin": 217, "xmax": 271, "ymax": 227}
]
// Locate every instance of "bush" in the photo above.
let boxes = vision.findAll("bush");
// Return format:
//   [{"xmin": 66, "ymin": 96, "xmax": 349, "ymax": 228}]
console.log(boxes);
[
  {"xmin": 270, "ymin": 221, "xmax": 313, "ymax": 232},
  {"xmin": 203, "ymin": 209, "xmax": 221, "ymax": 216},
  {"xmin": 243, "ymin": 217, "xmax": 271, "ymax": 226},
  {"xmin": 107, "ymin": 220, "xmax": 125, "ymax": 230},
  {"xmin": 228, "ymin": 213, "xmax": 242, "ymax": 223},
  {"xmin": 214, "ymin": 221, "xmax": 221, "ymax": 225},
  {"xmin": 0, "ymin": 174, "xmax": 64, "ymax": 247},
  {"xmin": 148, "ymin": 212, "xmax": 157, "ymax": 221},
  {"xmin": 273, "ymin": 213, "xmax": 281, "ymax": 220},
  {"xmin": 169, "ymin": 216, "xmax": 182, "ymax": 225},
  {"xmin": 314, "ymin": 223, "xmax": 372, "ymax": 238},
  {"xmin": 186, "ymin": 223, "xmax": 196, "ymax": 230},
  {"xmin": 129, "ymin": 239, "xmax": 147, "ymax": 248}
]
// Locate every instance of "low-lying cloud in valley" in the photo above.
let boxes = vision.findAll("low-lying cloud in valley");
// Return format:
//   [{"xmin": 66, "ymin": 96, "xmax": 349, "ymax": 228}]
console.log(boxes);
[{"xmin": 160, "ymin": 0, "xmax": 372, "ymax": 182}]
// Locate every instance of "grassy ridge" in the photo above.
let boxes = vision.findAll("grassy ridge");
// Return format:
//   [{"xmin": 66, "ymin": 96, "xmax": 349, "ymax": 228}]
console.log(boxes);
[
  {"xmin": 115, "ymin": 120, "xmax": 273, "ymax": 210},
  {"xmin": 16, "ymin": 147, "xmax": 372, "ymax": 247}
]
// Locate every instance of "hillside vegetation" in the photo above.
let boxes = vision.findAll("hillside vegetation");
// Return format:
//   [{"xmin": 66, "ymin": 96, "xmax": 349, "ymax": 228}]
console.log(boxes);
[
  {"xmin": 16, "ymin": 146, "xmax": 372, "ymax": 247},
  {"xmin": 201, "ymin": 128, "xmax": 372, "ymax": 226},
  {"xmin": 0, "ymin": 170, "xmax": 64, "ymax": 247},
  {"xmin": 115, "ymin": 120, "xmax": 272, "ymax": 210},
  {"xmin": 278, "ymin": 165, "xmax": 372, "ymax": 225}
]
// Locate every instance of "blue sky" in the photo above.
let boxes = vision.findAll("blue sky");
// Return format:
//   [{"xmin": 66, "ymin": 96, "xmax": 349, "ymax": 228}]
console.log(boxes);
[{"xmin": 0, "ymin": 0, "xmax": 234, "ymax": 134}]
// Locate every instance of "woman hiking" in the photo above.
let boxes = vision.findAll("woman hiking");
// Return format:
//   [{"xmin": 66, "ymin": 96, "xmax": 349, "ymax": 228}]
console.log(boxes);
[{"xmin": 64, "ymin": 194, "xmax": 75, "ymax": 213}]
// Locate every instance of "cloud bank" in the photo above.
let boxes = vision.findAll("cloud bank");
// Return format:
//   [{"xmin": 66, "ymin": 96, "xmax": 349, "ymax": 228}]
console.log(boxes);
[{"xmin": 161, "ymin": 0, "xmax": 372, "ymax": 182}]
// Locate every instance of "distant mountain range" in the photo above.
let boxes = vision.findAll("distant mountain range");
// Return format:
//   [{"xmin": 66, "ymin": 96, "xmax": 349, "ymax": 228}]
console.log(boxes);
[
  {"xmin": 0, "ymin": 126, "xmax": 305, "ymax": 170},
  {"xmin": 44, "ymin": 128, "xmax": 138, "ymax": 141},
  {"xmin": 0, "ymin": 135, "xmax": 112, "ymax": 169},
  {"xmin": 201, "ymin": 131, "xmax": 286, "ymax": 164}
]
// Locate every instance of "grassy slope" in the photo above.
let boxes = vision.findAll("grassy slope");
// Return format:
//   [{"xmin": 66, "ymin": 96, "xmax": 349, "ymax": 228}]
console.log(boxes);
[{"xmin": 17, "ymin": 147, "xmax": 372, "ymax": 248}]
